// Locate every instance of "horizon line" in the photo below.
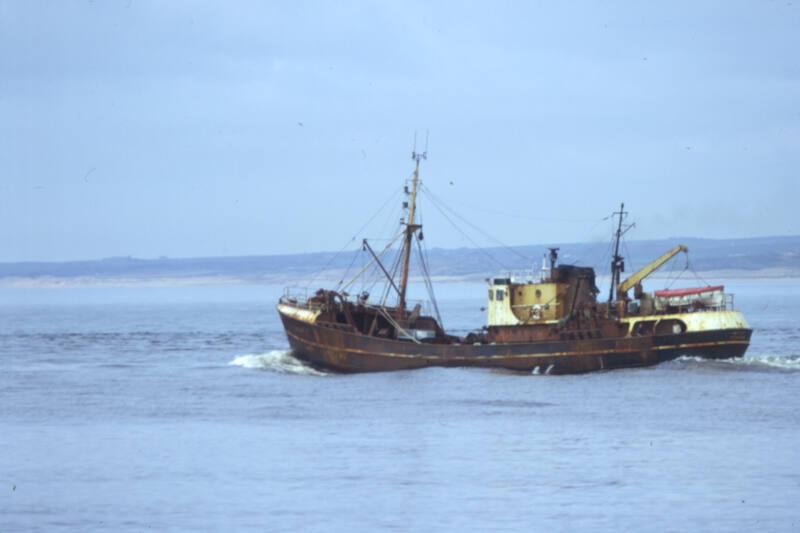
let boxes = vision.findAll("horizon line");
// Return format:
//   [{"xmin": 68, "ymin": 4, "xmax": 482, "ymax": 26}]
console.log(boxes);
[{"xmin": 3, "ymin": 233, "xmax": 800, "ymax": 265}]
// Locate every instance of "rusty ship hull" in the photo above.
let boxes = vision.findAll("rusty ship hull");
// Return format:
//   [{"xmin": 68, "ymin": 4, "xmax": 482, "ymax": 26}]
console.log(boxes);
[{"xmin": 278, "ymin": 304, "xmax": 752, "ymax": 374}]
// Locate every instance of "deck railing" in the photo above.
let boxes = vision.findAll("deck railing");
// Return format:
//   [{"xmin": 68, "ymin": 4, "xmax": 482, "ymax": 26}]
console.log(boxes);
[
  {"xmin": 281, "ymin": 286, "xmax": 432, "ymax": 315},
  {"xmin": 500, "ymin": 269, "xmax": 545, "ymax": 283},
  {"xmin": 280, "ymin": 286, "xmax": 309, "ymax": 304}
]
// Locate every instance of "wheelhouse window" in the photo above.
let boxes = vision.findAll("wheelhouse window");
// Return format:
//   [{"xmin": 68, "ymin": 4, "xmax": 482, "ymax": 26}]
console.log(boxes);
[{"xmin": 495, "ymin": 289, "xmax": 504, "ymax": 301}]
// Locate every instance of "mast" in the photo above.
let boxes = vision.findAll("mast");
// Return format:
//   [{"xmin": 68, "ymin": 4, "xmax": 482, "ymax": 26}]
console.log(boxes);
[
  {"xmin": 608, "ymin": 202, "xmax": 627, "ymax": 305},
  {"xmin": 397, "ymin": 141, "xmax": 426, "ymax": 316}
]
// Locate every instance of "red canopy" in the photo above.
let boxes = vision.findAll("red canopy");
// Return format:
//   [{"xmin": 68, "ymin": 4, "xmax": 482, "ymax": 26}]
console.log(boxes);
[{"xmin": 654, "ymin": 285, "xmax": 724, "ymax": 298}]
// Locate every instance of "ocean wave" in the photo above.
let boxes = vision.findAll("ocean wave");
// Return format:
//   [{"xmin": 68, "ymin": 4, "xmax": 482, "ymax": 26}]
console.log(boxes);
[
  {"xmin": 228, "ymin": 350, "xmax": 327, "ymax": 376},
  {"xmin": 670, "ymin": 355, "xmax": 800, "ymax": 372}
]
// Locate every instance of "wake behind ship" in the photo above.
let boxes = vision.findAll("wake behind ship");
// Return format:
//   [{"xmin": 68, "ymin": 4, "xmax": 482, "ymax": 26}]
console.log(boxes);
[{"xmin": 277, "ymin": 149, "xmax": 751, "ymax": 374}]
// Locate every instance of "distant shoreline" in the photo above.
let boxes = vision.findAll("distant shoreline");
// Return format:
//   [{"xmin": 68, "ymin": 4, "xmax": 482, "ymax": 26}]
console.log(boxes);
[
  {"xmin": 3, "ymin": 235, "xmax": 799, "ymax": 288},
  {"xmin": 2, "ymin": 268, "xmax": 800, "ymax": 289}
]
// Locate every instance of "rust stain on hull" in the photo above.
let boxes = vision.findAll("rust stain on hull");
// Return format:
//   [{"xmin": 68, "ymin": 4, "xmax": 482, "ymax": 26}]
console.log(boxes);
[{"xmin": 279, "ymin": 308, "xmax": 751, "ymax": 374}]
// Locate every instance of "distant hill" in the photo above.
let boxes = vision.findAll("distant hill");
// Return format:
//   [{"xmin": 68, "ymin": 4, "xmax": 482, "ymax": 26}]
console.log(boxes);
[{"xmin": 2, "ymin": 235, "xmax": 799, "ymax": 286}]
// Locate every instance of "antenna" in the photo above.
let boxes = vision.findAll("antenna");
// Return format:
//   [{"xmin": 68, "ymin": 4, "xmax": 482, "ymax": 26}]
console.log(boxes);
[{"xmin": 412, "ymin": 129, "xmax": 428, "ymax": 162}]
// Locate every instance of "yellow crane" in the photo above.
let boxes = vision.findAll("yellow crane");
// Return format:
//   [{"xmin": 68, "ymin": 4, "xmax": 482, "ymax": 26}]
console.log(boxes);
[{"xmin": 617, "ymin": 244, "xmax": 688, "ymax": 300}]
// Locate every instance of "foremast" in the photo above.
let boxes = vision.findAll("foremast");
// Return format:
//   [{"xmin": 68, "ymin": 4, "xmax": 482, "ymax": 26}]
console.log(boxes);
[
  {"xmin": 397, "ymin": 147, "xmax": 426, "ymax": 317},
  {"xmin": 608, "ymin": 202, "xmax": 627, "ymax": 305}
]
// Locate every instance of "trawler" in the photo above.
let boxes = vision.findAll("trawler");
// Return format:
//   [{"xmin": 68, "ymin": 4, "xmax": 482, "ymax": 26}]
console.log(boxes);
[{"xmin": 277, "ymin": 149, "xmax": 751, "ymax": 374}]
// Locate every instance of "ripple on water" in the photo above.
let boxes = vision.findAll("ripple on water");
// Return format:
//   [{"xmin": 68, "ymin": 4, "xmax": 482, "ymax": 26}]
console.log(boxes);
[{"xmin": 667, "ymin": 354, "xmax": 800, "ymax": 373}]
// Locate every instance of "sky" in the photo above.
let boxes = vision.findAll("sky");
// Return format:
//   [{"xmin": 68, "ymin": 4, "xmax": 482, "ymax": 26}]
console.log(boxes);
[{"xmin": 2, "ymin": 1, "xmax": 799, "ymax": 262}]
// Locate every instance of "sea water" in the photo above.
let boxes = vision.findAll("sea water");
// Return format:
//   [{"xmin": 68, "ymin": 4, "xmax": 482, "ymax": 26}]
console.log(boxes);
[{"xmin": 1, "ymin": 280, "xmax": 799, "ymax": 532}]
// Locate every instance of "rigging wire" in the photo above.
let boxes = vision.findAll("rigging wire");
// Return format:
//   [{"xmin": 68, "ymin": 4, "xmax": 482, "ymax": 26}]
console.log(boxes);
[
  {"xmin": 305, "ymin": 185, "xmax": 403, "ymax": 289},
  {"xmin": 366, "ymin": 232, "xmax": 399, "ymax": 294},
  {"xmin": 379, "ymin": 244, "xmax": 404, "ymax": 307},
  {"xmin": 336, "ymin": 247, "xmax": 362, "ymax": 290},
  {"xmin": 414, "ymin": 204, "xmax": 445, "ymax": 328},
  {"xmin": 359, "ymin": 245, "xmax": 383, "ymax": 295},
  {"xmin": 688, "ymin": 257, "xmax": 713, "ymax": 288},
  {"xmin": 420, "ymin": 188, "xmax": 509, "ymax": 270},
  {"xmin": 548, "ymin": 204, "xmax": 627, "ymax": 270},
  {"xmin": 415, "ymin": 233, "xmax": 444, "ymax": 329},
  {"xmin": 339, "ymin": 231, "xmax": 404, "ymax": 292},
  {"xmin": 359, "ymin": 201, "xmax": 407, "ymax": 295},
  {"xmin": 599, "ymin": 237, "xmax": 615, "ymax": 272},
  {"xmin": 663, "ymin": 250, "xmax": 680, "ymax": 288},
  {"xmin": 420, "ymin": 184, "xmax": 532, "ymax": 263},
  {"xmin": 433, "ymin": 196, "xmax": 598, "ymax": 224},
  {"xmin": 375, "ymin": 199, "xmax": 406, "ymax": 244},
  {"xmin": 665, "ymin": 257, "xmax": 689, "ymax": 289},
  {"xmin": 589, "ymin": 228, "xmax": 616, "ymax": 285},
  {"xmin": 622, "ymin": 236, "xmax": 636, "ymax": 276},
  {"xmin": 559, "ymin": 215, "xmax": 617, "ymax": 268}
]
